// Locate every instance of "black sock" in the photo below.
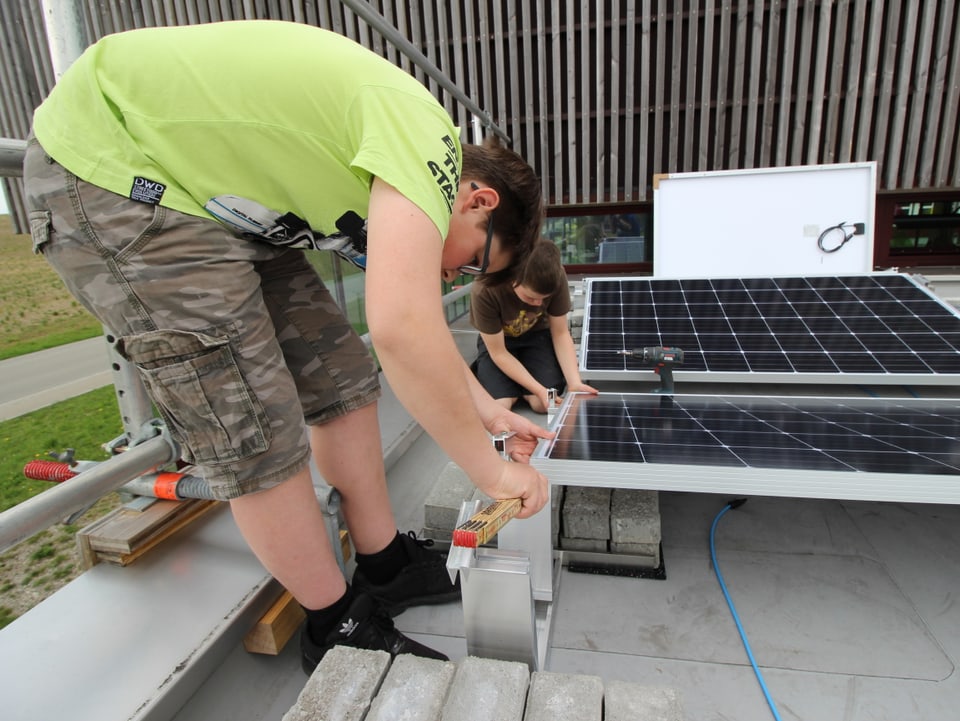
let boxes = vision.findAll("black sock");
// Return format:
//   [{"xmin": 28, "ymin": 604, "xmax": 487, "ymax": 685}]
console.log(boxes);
[
  {"xmin": 304, "ymin": 585, "xmax": 354, "ymax": 643},
  {"xmin": 354, "ymin": 531, "xmax": 407, "ymax": 585}
]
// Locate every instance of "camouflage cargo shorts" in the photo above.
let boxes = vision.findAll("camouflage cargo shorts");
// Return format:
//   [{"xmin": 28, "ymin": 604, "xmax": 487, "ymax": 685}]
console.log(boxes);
[{"xmin": 22, "ymin": 138, "xmax": 380, "ymax": 500}]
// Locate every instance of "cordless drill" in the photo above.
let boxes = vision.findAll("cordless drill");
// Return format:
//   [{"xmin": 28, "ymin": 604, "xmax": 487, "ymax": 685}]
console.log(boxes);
[{"xmin": 618, "ymin": 346, "xmax": 685, "ymax": 393}]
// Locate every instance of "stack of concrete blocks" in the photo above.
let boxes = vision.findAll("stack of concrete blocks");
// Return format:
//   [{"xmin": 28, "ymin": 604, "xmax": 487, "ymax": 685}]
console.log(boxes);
[
  {"xmin": 283, "ymin": 646, "xmax": 684, "ymax": 720},
  {"xmin": 424, "ymin": 462, "xmax": 660, "ymax": 568},
  {"xmin": 561, "ymin": 487, "xmax": 661, "ymax": 567}
]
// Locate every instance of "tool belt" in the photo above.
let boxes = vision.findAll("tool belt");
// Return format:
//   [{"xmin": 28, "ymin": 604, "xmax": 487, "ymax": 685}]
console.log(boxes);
[{"xmin": 204, "ymin": 194, "xmax": 368, "ymax": 270}]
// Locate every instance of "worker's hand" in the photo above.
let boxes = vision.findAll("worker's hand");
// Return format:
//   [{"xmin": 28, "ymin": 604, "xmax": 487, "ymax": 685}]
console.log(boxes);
[
  {"xmin": 566, "ymin": 381, "xmax": 600, "ymax": 396},
  {"xmin": 483, "ymin": 408, "xmax": 555, "ymax": 464},
  {"xmin": 482, "ymin": 461, "xmax": 550, "ymax": 518}
]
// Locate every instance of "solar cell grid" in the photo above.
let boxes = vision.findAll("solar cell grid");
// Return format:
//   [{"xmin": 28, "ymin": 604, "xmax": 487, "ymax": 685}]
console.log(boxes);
[
  {"xmin": 579, "ymin": 273, "xmax": 960, "ymax": 384},
  {"xmin": 542, "ymin": 393, "xmax": 960, "ymax": 477}
]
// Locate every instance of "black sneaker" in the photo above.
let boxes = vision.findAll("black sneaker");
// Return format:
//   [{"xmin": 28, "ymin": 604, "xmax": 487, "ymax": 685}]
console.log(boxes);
[
  {"xmin": 352, "ymin": 531, "xmax": 461, "ymax": 616},
  {"xmin": 300, "ymin": 592, "xmax": 448, "ymax": 674}
]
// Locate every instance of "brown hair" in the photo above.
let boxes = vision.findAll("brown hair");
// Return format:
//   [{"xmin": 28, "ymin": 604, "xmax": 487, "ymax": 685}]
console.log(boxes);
[
  {"xmin": 461, "ymin": 136, "xmax": 544, "ymax": 286},
  {"xmin": 516, "ymin": 239, "xmax": 565, "ymax": 296}
]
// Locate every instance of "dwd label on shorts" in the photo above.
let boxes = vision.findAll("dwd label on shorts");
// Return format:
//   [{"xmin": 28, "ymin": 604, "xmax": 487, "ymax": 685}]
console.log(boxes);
[{"xmin": 130, "ymin": 176, "xmax": 166, "ymax": 204}]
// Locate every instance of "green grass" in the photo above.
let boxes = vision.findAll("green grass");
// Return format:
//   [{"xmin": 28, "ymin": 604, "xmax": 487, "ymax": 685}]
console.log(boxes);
[{"xmin": 0, "ymin": 216, "xmax": 121, "ymax": 627}]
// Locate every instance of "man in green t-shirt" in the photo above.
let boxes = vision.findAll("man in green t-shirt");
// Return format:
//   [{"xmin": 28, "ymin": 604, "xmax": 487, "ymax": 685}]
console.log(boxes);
[{"xmin": 23, "ymin": 20, "xmax": 551, "ymax": 673}]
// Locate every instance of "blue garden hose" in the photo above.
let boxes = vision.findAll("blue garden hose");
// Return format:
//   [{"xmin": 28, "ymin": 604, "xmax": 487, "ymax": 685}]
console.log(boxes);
[{"xmin": 710, "ymin": 500, "xmax": 783, "ymax": 721}]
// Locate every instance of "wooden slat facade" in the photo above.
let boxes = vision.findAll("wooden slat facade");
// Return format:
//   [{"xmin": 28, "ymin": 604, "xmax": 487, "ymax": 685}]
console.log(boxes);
[{"xmin": 2, "ymin": 0, "xmax": 959, "ymax": 230}]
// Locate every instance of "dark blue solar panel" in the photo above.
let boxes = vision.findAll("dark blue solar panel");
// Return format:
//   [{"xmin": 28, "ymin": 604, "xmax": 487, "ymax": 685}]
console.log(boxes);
[
  {"xmin": 580, "ymin": 273, "xmax": 960, "ymax": 381},
  {"xmin": 545, "ymin": 393, "xmax": 960, "ymax": 476}
]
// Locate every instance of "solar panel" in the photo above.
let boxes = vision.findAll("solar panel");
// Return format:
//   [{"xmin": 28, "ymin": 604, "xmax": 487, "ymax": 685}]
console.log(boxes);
[
  {"xmin": 579, "ymin": 273, "xmax": 960, "ymax": 385},
  {"xmin": 531, "ymin": 392, "xmax": 960, "ymax": 504}
]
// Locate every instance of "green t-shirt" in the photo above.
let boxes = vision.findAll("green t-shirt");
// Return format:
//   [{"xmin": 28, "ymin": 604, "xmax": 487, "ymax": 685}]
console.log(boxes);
[{"xmin": 32, "ymin": 20, "xmax": 461, "ymax": 240}]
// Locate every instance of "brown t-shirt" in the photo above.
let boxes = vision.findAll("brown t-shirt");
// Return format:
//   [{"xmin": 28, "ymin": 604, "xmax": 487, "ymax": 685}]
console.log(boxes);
[{"xmin": 470, "ymin": 277, "xmax": 571, "ymax": 338}]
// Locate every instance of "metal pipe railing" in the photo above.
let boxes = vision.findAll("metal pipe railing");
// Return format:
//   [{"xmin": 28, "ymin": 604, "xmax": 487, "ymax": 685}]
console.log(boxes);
[
  {"xmin": 0, "ymin": 433, "xmax": 178, "ymax": 554},
  {"xmin": 0, "ymin": 138, "xmax": 26, "ymax": 177}
]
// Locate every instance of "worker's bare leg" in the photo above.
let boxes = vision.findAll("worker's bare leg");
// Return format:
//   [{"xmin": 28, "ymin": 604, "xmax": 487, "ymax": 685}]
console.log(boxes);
[
  {"xmin": 309, "ymin": 402, "xmax": 396, "ymax": 555},
  {"xmin": 230, "ymin": 466, "xmax": 345, "ymax": 610}
]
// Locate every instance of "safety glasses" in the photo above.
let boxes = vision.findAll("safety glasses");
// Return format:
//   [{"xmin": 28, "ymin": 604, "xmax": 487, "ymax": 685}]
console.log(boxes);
[{"xmin": 457, "ymin": 182, "xmax": 494, "ymax": 276}]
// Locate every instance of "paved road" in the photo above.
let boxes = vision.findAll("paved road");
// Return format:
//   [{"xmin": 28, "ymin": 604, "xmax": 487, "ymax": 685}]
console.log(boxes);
[{"xmin": 0, "ymin": 337, "xmax": 113, "ymax": 421}]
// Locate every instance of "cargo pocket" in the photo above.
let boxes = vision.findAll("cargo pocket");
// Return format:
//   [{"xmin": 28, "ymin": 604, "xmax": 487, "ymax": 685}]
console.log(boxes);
[
  {"xmin": 28, "ymin": 210, "xmax": 52, "ymax": 254},
  {"xmin": 118, "ymin": 328, "xmax": 271, "ymax": 466}
]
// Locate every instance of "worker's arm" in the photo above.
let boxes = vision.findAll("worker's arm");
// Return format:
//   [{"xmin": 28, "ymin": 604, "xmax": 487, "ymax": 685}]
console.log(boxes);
[
  {"xmin": 462, "ymin": 362, "xmax": 554, "ymax": 463},
  {"xmin": 548, "ymin": 314, "xmax": 599, "ymax": 397},
  {"xmin": 364, "ymin": 179, "xmax": 548, "ymax": 517}
]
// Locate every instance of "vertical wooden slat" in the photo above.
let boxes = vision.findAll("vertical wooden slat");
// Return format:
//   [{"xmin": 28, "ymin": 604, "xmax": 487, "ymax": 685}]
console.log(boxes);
[
  {"xmin": 821, "ymin": 0, "xmax": 850, "ymax": 164},
  {"xmin": 901, "ymin": 1, "xmax": 939, "ymax": 187},
  {"xmin": 667, "ymin": 0, "xmax": 682, "ymax": 172},
  {"xmin": 871, "ymin": 0, "xmax": 901, "ymax": 184},
  {"xmin": 653, "ymin": 1, "xmax": 666, "ymax": 177},
  {"xmin": 477, "ymin": 1, "xmax": 494, "ymax": 137},
  {"xmin": 712, "ymin": 1, "xmax": 731, "ymax": 169},
  {"xmin": 697, "ymin": 0, "xmax": 714, "ymax": 171},
  {"xmin": 758, "ymin": 0, "xmax": 781, "ymax": 168},
  {"xmin": 419, "ymin": 1, "xmax": 438, "ymax": 97},
  {"xmin": 934, "ymin": 4, "xmax": 960, "ymax": 186},
  {"xmin": 580, "ymin": 0, "xmax": 591, "ymax": 202},
  {"xmin": 790, "ymin": 0, "xmax": 815, "ymax": 165},
  {"xmin": 727, "ymin": 1, "xmax": 749, "ymax": 167},
  {"xmin": 550, "ymin": 1, "xmax": 564, "ymax": 203},
  {"xmin": 854, "ymin": 0, "xmax": 884, "ymax": 162},
  {"xmin": 594, "ymin": 0, "xmax": 604, "ymax": 202},
  {"xmin": 536, "ymin": 0, "xmax": 551, "ymax": 199},
  {"xmin": 683, "ymin": 1, "xmax": 698, "ymax": 171},
  {"xmin": 775, "ymin": 0, "xmax": 798, "ymax": 166},
  {"xmin": 564, "ymin": 0, "xmax": 577, "ymax": 203},
  {"xmin": 435, "ymin": 2, "xmax": 455, "ymax": 120},
  {"xmin": 837, "ymin": 0, "xmax": 868, "ymax": 162},
  {"xmin": 623, "ymin": 0, "xmax": 639, "ymax": 200},
  {"xmin": 804, "ymin": 0, "xmax": 832, "ymax": 164},
  {"xmin": 884, "ymin": 2, "xmax": 919, "ymax": 188},
  {"xmin": 496, "ymin": 0, "xmax": 510, "ymax": 145},
  {"xmin": 449, "ymin": 3, "xmax": 468, "ymax": 136},
  {"xmin": 608, "ymin": 0, "xmax": 621, "ymax": 199},
  {"xmin": 520, "ymin": 0, "xmax": 538, "ymax": 172},
  {"xmin": 918, "ymin": 0, "xmax": 955, "ymax": 187},
  {"xmin": 743, "ymin": 0, "xmax": 766, "ymax": 168}
]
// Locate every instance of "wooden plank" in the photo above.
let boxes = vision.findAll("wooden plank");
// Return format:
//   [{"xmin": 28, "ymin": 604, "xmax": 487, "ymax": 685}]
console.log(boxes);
[
  {"xmin": 77, "ymin": 499, "xmax": 219, "ymax": 568},
  {"xmin": 243, "ymin": 531, "xmax": 351, "ymax": 655},
  {"xmin": 243, "ymin": 589, "xmax": 305, "ymax": 655}
]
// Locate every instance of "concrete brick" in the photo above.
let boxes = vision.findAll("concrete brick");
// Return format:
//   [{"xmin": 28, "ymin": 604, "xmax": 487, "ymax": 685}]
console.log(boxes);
[
  {"xmin": 441, "ymin": 656, "xmax": 529, "ymax": 721},
  {"xmin": 608, "ymin": 541, "xmax": 661, "ymax": 566},
  {"xmin": 551, "ymin": 485, "xmax": 564, "ymax": 547},
  {"xmin": 523, "ymin": 671, "xmax": 603, "ymax": 721},
  {"xmin": 366, "ymin": 654, "xmax": 456, "ymax": 721},
  {"xmin": 610, "ymin": 489, "xmax": 661, "ymax": 545},
  {"xmin": 562, "ymin": 486, "xmax": 611, "ymax": 540},
  {"xmin": 603, "ymin": 681, "xmax": 684, "ymax": 721},
  {"xmin": 559, "ymin": 537, "xmax": 608, "ymax": 552},
  {"xmin": 424, "ymin": 462, "xmax": 477, "ymax": 532},
  {"xmin": 282, "ymin": 646, "xmax": 390, "ymax": 721}
]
